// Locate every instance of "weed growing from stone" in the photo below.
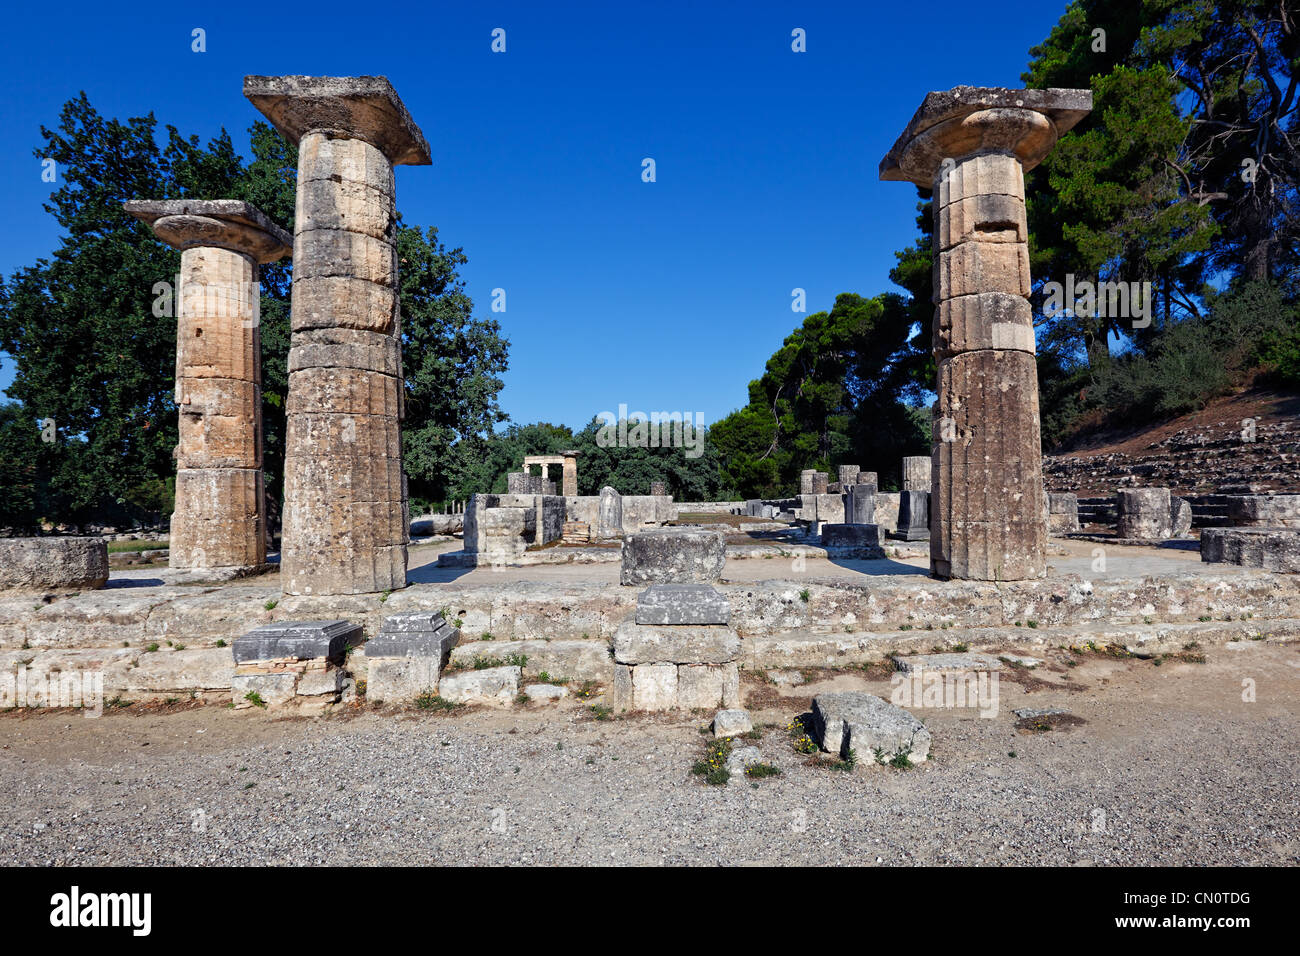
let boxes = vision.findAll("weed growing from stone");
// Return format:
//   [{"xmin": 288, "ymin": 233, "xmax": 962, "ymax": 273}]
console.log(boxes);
[
  {"xmin": 264, "ymin": 600, "xmax": 278, "ymax": 611},
  {"xmin": 244, "ymin": 691, "xmax": 266, "ymax": 709},
  {"xmin": 745, "ymin": 762, "xmax": 781, "ymax": 779}
]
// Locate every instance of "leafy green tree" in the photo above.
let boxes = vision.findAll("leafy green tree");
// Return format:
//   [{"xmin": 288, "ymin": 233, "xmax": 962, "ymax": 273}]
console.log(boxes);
[
  {"xmin": 709, "ymin": 292, "xmax": 928, "ymax": 497},
  {"xmin": 0, "ymin": 94, "xmax": 509, "ymax": 529},
  {"xmin": 398, "ymin": 224, "xmax": 510, "ymax": 505}
]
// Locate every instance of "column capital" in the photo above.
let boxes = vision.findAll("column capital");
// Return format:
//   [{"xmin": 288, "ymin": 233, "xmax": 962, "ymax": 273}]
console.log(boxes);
[
  {"xmin": 879, "ymin": 86, "xmax": 1091, "ymax": 186},
  {"xmin": 124, "ymin": 199, "xmax": 292, "ymax": 263},
  {"xmin": 243, "ymin": 75, "xmax": 431, "ymax": 166}
]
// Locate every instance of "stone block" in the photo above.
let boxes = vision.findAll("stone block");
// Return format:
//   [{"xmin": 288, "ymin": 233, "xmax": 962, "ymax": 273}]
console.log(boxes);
[
  {"xmin": 597, "ymin": 486, "xmax": 623, "ymax": 538},
  {"xmin": 296, "ymin": 668, "xmax": 345, "ymax": 697},
  {"xmin": 243, "ymin": 75, "xmax": 432, "ymax": 167},
  {"xmin": 892, "ymin": 490, "xmax": 930, "ymax": 541},
  {"xmin": 612, "ymin": 621, "xmax": 740, "ymax": 665},
  {"xmin": 933, "ymin": 240, "xmax": 1030, "ymax": 299},
  {"xmin": 0, "ymin": 538, "xmax": 108, "ymax": 591},
  {"xmin": 1047, "ymin": 492, "xmax": 1080, "ymax": 534},
  {"xmin": 837, "ymin": 465, "xmax": 860, "ymax": 486},
  {"xmin": 846, "ymin": 483, "xmax": 876, "ymax": 524},
  {"xmin": 620, "ymin": 527, "xmax": 726, "ymax": 586},
  {"xmin": 631, "ymin": 662, "xmax": 678, "ymax": 710},
  {"xmin": 1115, "ymin": 488, "xmax": 1172, "ymax": 540},
  {"xmin": 936, "ymin": 192, "xmax": 1027, "ymax": 250},
  {"xmin": 677, "ymin": 663, "xmax": 740, "ymax": 710},
  {"xmin": 812, "ymin": 692, "xmax": 931, "ymax": 763},
  {"xmin": 438, "ymin": 665, "xmax": 521, "ymax": 706},
  {"xmin": 932, "ymin": 350, "xmax": 1046, "ymax": 579},
  {"xmin": 1226, "ymin": 495, "xmax": 1300, "ymax": 528},
  {"xmin": 523, "ymin": 683, "xmax": 567, "ymax": 702},
  {"xmin": 820, "ymin": 524, "xmax": 885, "ymax": 556},
  {"xmin": 635, "ymin": 583, "xmax": 731, "ymax": 625},
  {"xmin": 934, "ymin": 292, "xmax": 1034, "ymax": 360},
  {"xmin": 891, "ymin": 652, "xmax": 1002, "ymax": 673},
  {"xmin": 449, "ymin": 639, "xmax": 612, "ymax": 682},
  {"xmin": 233, "ymin": 619, "xmax": 360, "ymax": 663},
  {"xmin": 810, "ymin": 472, "xmax": 829, "ymax": 495},
  {"xmin": 1201, "ymin": 528, "xmax": 1300, "ymax": 573},
  {"xmin": 712, "ymin": 708, "xmax": 752, "ymax": 737},
  {"xmin": 366, "ymin": 657, "xmax": 441, "ymax": 702},
  {"xmin": 232, "ymin": 672, "xmax": 297, "ymax": 708},
  {"xmin": 902, "ymin": 456, "xmax": 932, "ymax": 491}
]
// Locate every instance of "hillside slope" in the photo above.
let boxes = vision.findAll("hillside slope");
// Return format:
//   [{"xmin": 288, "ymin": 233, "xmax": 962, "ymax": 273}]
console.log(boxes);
[{"xmin": 1043, "ymin": 386, "xmax": 1300, "ymax": 497}]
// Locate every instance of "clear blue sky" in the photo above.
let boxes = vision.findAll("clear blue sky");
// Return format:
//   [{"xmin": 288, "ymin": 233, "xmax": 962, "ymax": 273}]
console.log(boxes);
[{"xmin": 0, "ymin": 0, "xmax": 1069, "ymax": 430}]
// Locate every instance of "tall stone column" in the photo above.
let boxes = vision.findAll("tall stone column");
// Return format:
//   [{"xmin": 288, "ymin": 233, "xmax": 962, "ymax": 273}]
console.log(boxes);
[
  {"xmin": 124, "ymin": 200, "xmax": 291, "ymax": 574},
  {"xmin": 881, "ymin": 87, "xmax": 1091, "ymax": 580},
  {"xmin": 560, "ymin": 451, "xmax": 580, "ymax": 497},
  {"xmin": 245, "ymin": 76, "xmax": 431, "ymax": 595}
]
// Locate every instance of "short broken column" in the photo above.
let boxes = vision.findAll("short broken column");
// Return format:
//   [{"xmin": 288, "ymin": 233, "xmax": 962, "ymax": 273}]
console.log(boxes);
[
  {"xmin": 1115, "ymin": 487, "xmax": 1191, "ymax": 541},
  {"xmin": 244, "ymin": 75, "xmax": 431, "ymax": 595},
  {"xmin": 124, "ymin": 200, "xmax": 291, "ymax": 574},
  {"xmin": 560, "ymin": 450, "xmax": 580, "ymax": 497},
  {"xmin": 881, "ymin": 87, "xmax": 1092, "ymax": 580}
]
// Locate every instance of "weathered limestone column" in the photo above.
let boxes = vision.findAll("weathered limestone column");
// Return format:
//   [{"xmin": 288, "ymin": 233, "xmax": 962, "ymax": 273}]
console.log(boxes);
[
  {"xmin": 245, "ymin": 76, "xmax": 431, "ymax": 595},
  {"xmin": 881, "ymin": 87, "xmax": 1091, "ymax": 580},
  {"xmin": 124, "ymin": 200, "xmax": 291, "ymax": 573},
  {"xmin": 560, "ymin": 450, "xmax": 580, "ymax": 497}
]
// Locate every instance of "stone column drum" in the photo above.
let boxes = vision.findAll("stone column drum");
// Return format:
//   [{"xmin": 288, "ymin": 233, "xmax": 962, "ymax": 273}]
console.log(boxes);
[
  {"xmin": 881, "ymin": 87, "xmax": 1091, "ymax": 580},
  {"xmin": 124, "ymin": 200, "xmax": 292, "ymax": 573},
  {"xmin": 245, "ymin": 76, "xmax": 431, "ymax": 595}
]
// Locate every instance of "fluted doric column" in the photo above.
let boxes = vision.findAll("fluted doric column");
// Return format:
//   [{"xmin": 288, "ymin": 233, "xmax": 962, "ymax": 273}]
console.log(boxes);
[
  {"xmin": 244, "ymin": 75, "xmax": 431, "ymax": 595},
  {"xmin": 881, "ymin": 87, "xmax": 1091, "ymax": 580},
  {"xmin": 125, "ymin": 199, "xmax": 291, "ymax": 574}
]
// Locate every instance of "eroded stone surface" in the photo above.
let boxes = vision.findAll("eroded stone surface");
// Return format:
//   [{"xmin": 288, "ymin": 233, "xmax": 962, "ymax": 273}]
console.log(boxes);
[
  {"xmin": 612, "ymin": 621, "xmax": 740, "ymax": 665},
  {"xmin": 438, "ymin": 665, "xmax": 520, "ymax": 706},
  {"xmin": 233, "ymin": 620, "xmax": 360, "ymax": 663},
  {"xmin": 1202, "ymin": 528, "xmax": 1300, "ymax": 573},
  {"xmin": 635, "ymin": 583, "xmax": 731, "ymax": 626},
  {"xmin": 712, "ymin": 708, "xmax": 752, "ymax": 737},
  {"xmin": 0, "ymin": 538, "xmax": 108, "ymax": 591},
  {"xmin": 620, "ymin": 528, "xmax": 726, "ymax": 586},
  {"xmin": 812, "ymin": 691, "xmax": 931, "ymax": 762}
]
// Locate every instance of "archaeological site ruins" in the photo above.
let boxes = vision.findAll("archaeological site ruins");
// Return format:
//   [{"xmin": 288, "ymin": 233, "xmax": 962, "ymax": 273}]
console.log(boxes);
[{"xmin": 2, "ymin": 61, "xmax": 1298, "ymax": 878}]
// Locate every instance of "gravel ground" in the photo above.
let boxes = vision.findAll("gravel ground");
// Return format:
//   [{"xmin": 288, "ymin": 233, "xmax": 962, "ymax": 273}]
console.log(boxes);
[{"xmin": 2, "ymin": 643, "xmax": 1297, "ymax": 866}]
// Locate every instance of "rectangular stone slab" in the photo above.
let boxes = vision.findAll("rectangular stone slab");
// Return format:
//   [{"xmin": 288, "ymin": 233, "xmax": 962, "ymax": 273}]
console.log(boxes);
[
  {"xmin": 233, "ymin": 619, "xmax": 360, "ymax": 663},
  {"xmin": 612, "ymin": 621, "xmax": 740, "ymax": 665},
  {"xmin": 364, "ymin": 615, "xmax": 459, "ymax": 659},
  {"xmin": 892, "ymin": 652, "xmax": 1003, "ymax": 673},
  {"xmin": 243, "ymin": 75, "xmax": 431, "ymax": 166},
  {"xmin": 635, "ymin": 584, "xmax": 731, "ymax": 626}
]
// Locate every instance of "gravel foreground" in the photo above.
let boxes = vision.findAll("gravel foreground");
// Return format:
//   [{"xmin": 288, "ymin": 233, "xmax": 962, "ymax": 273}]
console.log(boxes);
[{"xmin": 2, "ymin": 644, "xmax": 1297, "ymax": 866}]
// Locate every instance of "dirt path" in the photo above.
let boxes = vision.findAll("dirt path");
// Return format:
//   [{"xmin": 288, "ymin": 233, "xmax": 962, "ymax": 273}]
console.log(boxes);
[{"xmin": 2, "ymin": 642, "xmax": 1296, "ymax": 866}]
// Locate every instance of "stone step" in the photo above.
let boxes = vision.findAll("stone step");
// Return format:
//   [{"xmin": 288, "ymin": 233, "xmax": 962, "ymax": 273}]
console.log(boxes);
[
  {"xmin": 743, "ymin": 618, "xmax": 1300, "ymax": 669},
  {"xmin": 447, "ymin": 638, "xmax": 612, "ymax": 682}
]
